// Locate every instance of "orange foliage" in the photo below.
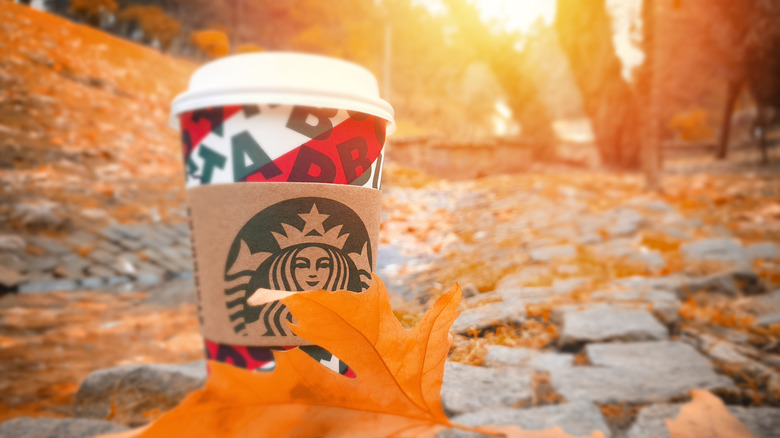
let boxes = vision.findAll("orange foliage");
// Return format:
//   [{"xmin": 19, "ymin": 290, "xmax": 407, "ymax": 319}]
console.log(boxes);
[
  {"xmin": 679, "ymin": 298, "xmax": 757, "ymax": 330},
  {"xmin": 190, "ymin": 30, "xmax": 230, "ymax": 59},
  {"xmin": 235, "ymin": 43, "xmax": 264, "ymax": 54},
  {"xmin": 667, "ymin": 109, "xmax": 715, "ymax": 142},
  {"xmin": 118, "ymin": 5, "xmax": 180, "ymax": 50},
  {"xmin": 69, "ymin": 0, "xmax": 117, "ymax": 26},
  {"xmin": 666, "ymin": 390, "xmax": 757, "ymax": 438},
  {"xmin": 482, "ymin": 321, "xmax": 559, "ymax": 350},
  {"xmin": 640, "ymin": 230, "xmax": 683, "ymax": 252},
  {"xmin": 449, "ymin": 336, "xmax": 490, "ymax": 366}
]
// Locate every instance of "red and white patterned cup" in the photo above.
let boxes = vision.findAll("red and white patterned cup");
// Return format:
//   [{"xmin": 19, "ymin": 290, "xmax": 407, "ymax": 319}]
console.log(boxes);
[{"xmin": 171, "ymin": 52, "xmax": 394, "ymax": 373}]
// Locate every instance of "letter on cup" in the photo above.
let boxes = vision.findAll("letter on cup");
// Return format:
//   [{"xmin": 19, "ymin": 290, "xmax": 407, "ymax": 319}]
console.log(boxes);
[
  {"xmin": 231, "ymin": 131, "xmax": 282, "ymax": 180},
  {"xmin": 198, "ymin": 145, "xmax": 227, "ymax": 184},
  {"xmin": 288, "ymin": 146, "xmax": 337, "ymax": 182},
  {"xmin": 286, "ymin": 106, "xmax": 337, "ymax": 139},
  {"xmin": 337, "ymin": 137, "xmax": 371, "ymax": 183}
]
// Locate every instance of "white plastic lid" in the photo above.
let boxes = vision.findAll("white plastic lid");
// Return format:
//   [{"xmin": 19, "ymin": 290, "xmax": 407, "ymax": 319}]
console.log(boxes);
[{"xmin": 170, "ymin": 52, "xmax": 395, "ymax": 134}]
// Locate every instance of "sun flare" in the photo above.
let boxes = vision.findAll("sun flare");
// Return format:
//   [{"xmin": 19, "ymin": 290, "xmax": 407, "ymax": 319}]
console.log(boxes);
[{"xmin": 471, "ymin": 0, "xmax": 556, "ymax": 33}]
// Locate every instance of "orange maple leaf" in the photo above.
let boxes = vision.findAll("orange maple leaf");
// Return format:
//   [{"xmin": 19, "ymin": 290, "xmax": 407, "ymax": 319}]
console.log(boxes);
[
  {"xmin": 666, "ymin": 390, "xmax": 756, "ymax": 438},
  {"xmin": 100, "ymin": 276, "xmax": 601, "ymax": 438}
]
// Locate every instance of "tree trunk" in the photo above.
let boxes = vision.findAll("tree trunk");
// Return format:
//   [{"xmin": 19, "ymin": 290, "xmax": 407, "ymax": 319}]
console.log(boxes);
[
  {"xmin": 640, "ymin": 0, "xmax": 662, "ymax": 190},
  {"xmin": 555, "ymin": 0, "xmax": 642, "ymax": 169},
  {"xmin": 716, "ymin": 79, "xmax": 741, "ymax": 159}
]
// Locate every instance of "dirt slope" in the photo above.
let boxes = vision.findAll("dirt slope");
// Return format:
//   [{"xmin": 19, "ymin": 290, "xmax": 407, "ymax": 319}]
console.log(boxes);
[{"xmin": 0, "ymin": 3, "xmax": 196, "ymax": 230}]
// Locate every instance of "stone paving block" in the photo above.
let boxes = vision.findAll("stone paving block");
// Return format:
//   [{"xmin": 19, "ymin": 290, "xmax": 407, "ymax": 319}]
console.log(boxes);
[
  {"xmin": 739, "ymin": 290, "xmax": 780, "ymax": 315},
  {"xmin": 627, "ymin": 403, "xmax": 780, "ymax": 438},
  {"xmin": 675, "ymin": 269, "xmax": 763, "ymax": 297},
  {"xmin": 450, "ymin": 301, "xmax": 526, "ymax": 334},
  {"xmin": 158, "ymin": 245, "xmax": 192, "ymax": 261},
  {"xmin": 12, "ymin": 201, "xmax": 65, "ymax": 230},
  {"xmin": 22, "ymin": 254, "xmax": 59, "ymax": 272},
  {"xmin": 0, "ymin": 253, "xmax": 26, "ymax": 273},
  {"xmin": 756, "ymin": 313, "xmax": 780, "ymax": 327},
  {"xmin": 592, "ymin": 238, "xmax": 635, "ymax": 258},
  {"xmin": 86, "ymin": 264, "xmax": 118, "ymax": 278},
  {"xmin": 111, "ymin": 224, "xmax": 144, "ymax": 240},
  {"xmin": 444, "ymin": 401, "xmax": 611, "ymax": 438},
  {"xmin": 53, "ymin": 254, "xmax": 90, "ymax": 279},
  {"xmin": 558, "ymin": 304, "xmax": 669, "ymax": 347},
  {"xmin": 0, "ymin": 234, "xmax": 26, "ymax": 251},
  {"xmin": 578, "ymin": 232, "xmax": 602, "ymax": 245},
  {"xmin": 93, "ymin": 239, "xmax": 124, "ymax": 254},
  {"xmin": 24, "ymin": 271, "xmax": 57, "ymax": 284},
  {"xmin": 529, "ymin": 244, "xmax": 577, "ymax": 263},
  {"xmin": 625, "ymin": 250, "xmax": 666, "ymax": 273},
  {"xmin": 98, "ymin": 227, "xmax": 124, "ymax": 243},
  {"xmin": 591, "ymin": 286, "xmax": 681, "ymax": 326},
  {"xmin": 611, "ymin": 275, "xmax": 684, "ymax": 293},
  {"xmin": 0, "ymin": 265, "xmax": 26, "ymax": 288},
  {"xmin": 172, "ymin": 224, "xmax": 189, "ymax": 237},
  {"xmin": 627, "ymin": 198, "xmax": 675, "ymax": 213},
  {"xmin": 680, "ymin": 238, "xmax": 752, "ymax": 268},
  {"xmin": 87, "ymin": 249, "xmax": 115, "ymax": 268},
  {"xmin": 139, "ymin": 227, "xmax": 175, "ymax": 247},
  {"xmin": 609, "ymin": 207, "xmax": 644, "ymax": 237},
  {"xmin": 496, "ymin": 286, "xmax": 553, "ymax": 304},
  {"xmin": 156, "ymin": 246, "xmax": 194, "ymax": 271},
  {"xmin": 747, "ymin": 242, "xmax": 780, "ymax": 261},
  {"xmin": 143, "ymin": 278, "xmax": 196, "ymax": 306},
  {"xmin": 116, "ymin": 238, "xmax": 145, "ymax": 251},
  {"xmin": 74, "ymin": 361, "xmax": 206, "ymax": 427},
  {"xmin": 65, "ymin": 230, "xmax": 98, "ymax": 248},
  {"xmin": 28, "ymin": 235, "xmax": 71, "ymax": 255},
  {"xmin": 107, "ymin": 252, "xmax": 138, "ymax": 276},
  {"xmin": 117, "ymin": 251, "xmax": 140, "ymax": 264},
  {"xmin": 485, "ymin": 346, "xmax": 573, "ymax": 371},
  {"xmin": 154, "ymin": 225, "xmax": 181, "ymax": 241},
  {"xmin": 0, "ymin": 416, "xmax": 128, "ymax": 438},
  {"xmin": 549, "ymin": 341, "xmax": 736, "ymax": 405},
  {"xmin": 441, "ymin": 362, "xmax": 534, "ymax": 416},
  {"xmin": 140, "ymin": 248, "xmax": 179, "ymax": 272},
  {"xmin": 128, "ymin": 260, "xmax": 165, "ymax": 284},
  {"xmin": 551, "ymin": 278, "xmax": 588, "ymax": 295},
  {"xmin": 694, "ymin": 333, "xmax": 779, "ymax": 387}
]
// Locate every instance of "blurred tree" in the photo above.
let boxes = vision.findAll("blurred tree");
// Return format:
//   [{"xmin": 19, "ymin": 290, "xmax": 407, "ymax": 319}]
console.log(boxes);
[
  {"xmin": 190, "ymin": 29, "xmax": 230, "ymax": 59},
  {"xmin": 707, "ymin": 0, "xmax": 780, "ymax": 162},
  {"xmin": 555, "ymin": 0, "xmax": 641, "ymax": 169},
  {"xmin": 285, "ymin": 0, "xmax": 383, "ymax": 71},
  {"xmin": 44, "ymin": 0, "xmax": 71, "ymax": 16},
  {"xmin": 443, "ymin": 0, "xmax": 555, "ymax": 143},
  {"xmin": 387, "ymin": 0, "xmax": 501, "ymax": 137},
  {"xmin": 636, "ymin": 0, "xmax": 662, "ymax": 189},
  {"xmin": 69, "ymin": 0, "xmax": 117, "ymax": 27},
  {"xmin": 117, "ymin": 4, "xmax": 180, "ymax": 51}
]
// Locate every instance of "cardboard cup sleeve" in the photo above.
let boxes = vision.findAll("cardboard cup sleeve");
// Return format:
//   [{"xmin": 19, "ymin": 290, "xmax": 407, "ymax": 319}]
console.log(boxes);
[{"xmin": 186, "ymin": 182, "xmax": 381, "ymax": 347}]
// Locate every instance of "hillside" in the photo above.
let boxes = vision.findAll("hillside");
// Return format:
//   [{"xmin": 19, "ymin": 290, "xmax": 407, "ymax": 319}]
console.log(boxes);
[{"xmin": 0, "ymin": 3, "xmax": 195, "ymax": 231}]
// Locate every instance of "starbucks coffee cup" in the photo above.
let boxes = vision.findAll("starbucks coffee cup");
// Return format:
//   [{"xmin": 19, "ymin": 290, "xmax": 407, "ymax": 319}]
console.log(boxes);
[{"xmin": 171, "ymin": 52, "xmax": 394, "ymax": 371}]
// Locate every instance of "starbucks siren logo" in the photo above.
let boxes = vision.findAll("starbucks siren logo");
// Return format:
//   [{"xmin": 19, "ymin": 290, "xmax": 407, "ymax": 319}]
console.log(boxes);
[{"xmin": 224, "ymin": 198, "xmax": 372, "ymax": 338}]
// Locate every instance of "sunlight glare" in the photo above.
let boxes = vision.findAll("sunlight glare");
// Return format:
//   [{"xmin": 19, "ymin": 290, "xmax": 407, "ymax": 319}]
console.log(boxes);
[{"xmin": 472, "ymin": 0, "xmax": 556, "ymax": 33}]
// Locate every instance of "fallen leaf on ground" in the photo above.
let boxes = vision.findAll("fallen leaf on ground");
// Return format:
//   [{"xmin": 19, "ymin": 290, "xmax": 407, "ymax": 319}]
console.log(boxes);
[
  {"xmin": 666, "ymin": 389, "xmax": 756, "ymax": 438},
  {"xmin": 98, "ymin": 275, "xmax": 600, "ymax": 438}
]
